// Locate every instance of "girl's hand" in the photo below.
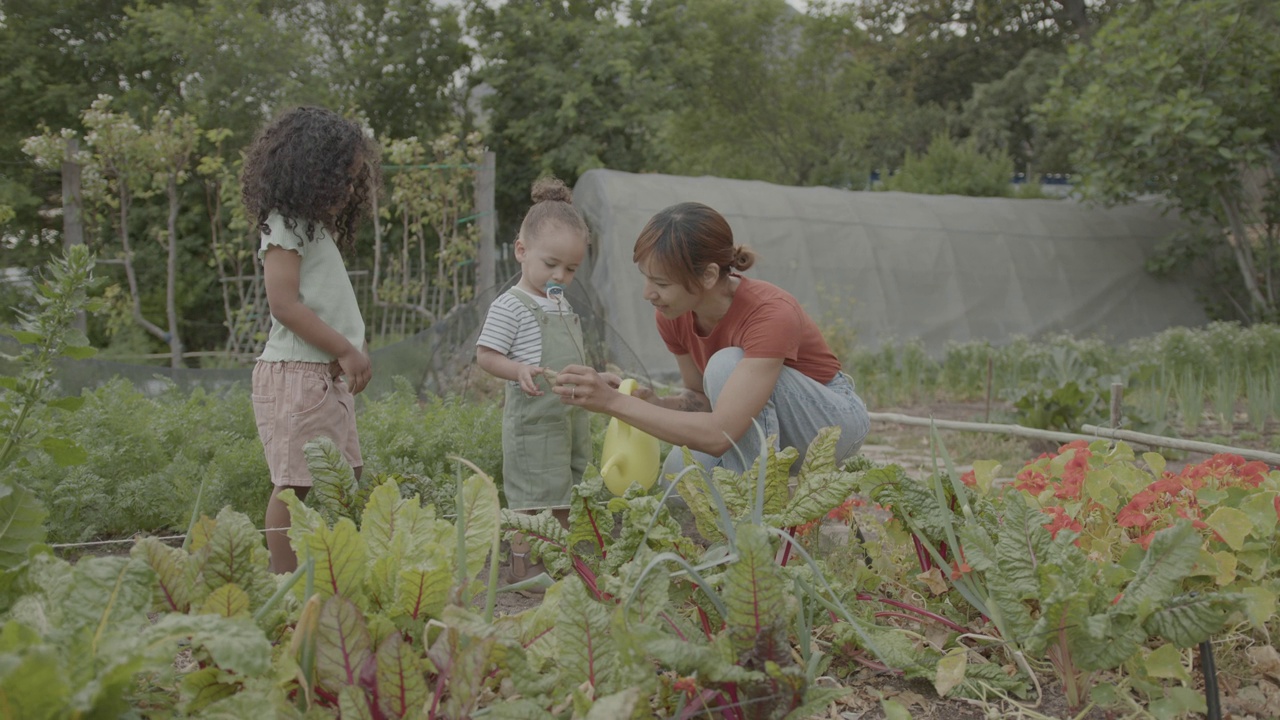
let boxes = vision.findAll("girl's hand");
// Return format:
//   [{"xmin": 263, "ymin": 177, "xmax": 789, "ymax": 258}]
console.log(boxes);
[
  {"xmin": 516, "ymin": 364, "xmax": 544, "ymax": 396},
  {"xmin": 339, "ymin": 347, "xmax": 372, "ymax": 394}
]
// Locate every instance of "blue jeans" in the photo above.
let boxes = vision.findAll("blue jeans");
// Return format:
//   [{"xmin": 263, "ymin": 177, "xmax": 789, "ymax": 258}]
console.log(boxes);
[{"xmin": 662, "ymin": 347, "xmax": 870, "ymax": 477}]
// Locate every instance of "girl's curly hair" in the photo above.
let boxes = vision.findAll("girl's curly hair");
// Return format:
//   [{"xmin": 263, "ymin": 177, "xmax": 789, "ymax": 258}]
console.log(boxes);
[{"xmin": 240, "ymin": 106, "xmax": 381, "ymax": 252}]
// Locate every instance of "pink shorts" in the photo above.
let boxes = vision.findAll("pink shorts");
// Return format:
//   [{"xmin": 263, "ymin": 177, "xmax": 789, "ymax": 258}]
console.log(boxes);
[{"xmin": 252, "ymin": 360, "xmax": 362, "ymax": 488}]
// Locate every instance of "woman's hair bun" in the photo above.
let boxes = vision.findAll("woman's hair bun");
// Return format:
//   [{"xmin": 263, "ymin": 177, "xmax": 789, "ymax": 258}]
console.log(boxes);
[
  {"xmin": 531, "ymin": 176, "xmax": 572, "ymax": 204},
  {"xmin": 731, "ymin": 245, "xmax": 757, "ymax": 272}
]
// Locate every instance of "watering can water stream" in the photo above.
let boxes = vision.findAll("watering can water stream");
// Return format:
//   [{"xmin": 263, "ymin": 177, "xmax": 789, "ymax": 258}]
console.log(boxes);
[{"xmin": 599, "ymin": 379, "xmax": 662, "ymax": 496}]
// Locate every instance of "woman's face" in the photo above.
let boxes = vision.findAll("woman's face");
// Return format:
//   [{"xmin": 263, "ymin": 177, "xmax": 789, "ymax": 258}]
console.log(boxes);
[{"xmin": 638, "ymin": 256, "xmax": 701, "ymax": 319}]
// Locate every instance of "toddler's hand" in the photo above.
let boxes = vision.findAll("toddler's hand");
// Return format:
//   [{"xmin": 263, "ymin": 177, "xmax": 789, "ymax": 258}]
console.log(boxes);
[
  {"xmin": 599, "ymin": 372, "xmax": 623, "ymax": 390},
  {"xmin": 517, "ymin": 365, "xmax": 544, "ymax": 395},
  {"xmin": 339, "ymin": 348, "xmax": 372, "ymax": 394},
  {"xmin": 631, "ymin": 384, "xmax": 657, "ymax": 402}
]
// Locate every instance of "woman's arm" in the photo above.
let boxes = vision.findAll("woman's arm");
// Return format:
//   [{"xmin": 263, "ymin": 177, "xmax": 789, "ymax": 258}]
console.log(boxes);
[
  {"xmin": 643, "ymin": 354, "xmax": 711, "ymax": 412},
  {"xmin": 555, "ymin": 356, "xmax": 783, "ymax": 456},
  {"xmin": 263, "ymin": 246, "xmax": 371, "ymax": 393}
]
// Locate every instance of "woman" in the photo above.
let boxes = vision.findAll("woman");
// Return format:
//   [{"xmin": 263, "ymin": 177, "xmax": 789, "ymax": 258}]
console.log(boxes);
[{"xmin": 553, "ymin": 201, "xmax": 869, "ymax": 476}]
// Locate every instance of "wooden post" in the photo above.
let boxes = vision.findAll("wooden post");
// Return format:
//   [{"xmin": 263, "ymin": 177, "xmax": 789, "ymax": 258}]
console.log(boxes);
[
  {"xmin": 984, "ymin": 355, "xmax": 994, "ymax": 423},
  {"xmin": 475, "ymin": 150, "xmax": 496, "ymax": 301},
  {"xmin": 61, "ymin": 138, "xmax": 86, "ymax": 332},
  {"xmin": 1110, "ymin": 382, "xmax": 1124, "ymax": 429}
]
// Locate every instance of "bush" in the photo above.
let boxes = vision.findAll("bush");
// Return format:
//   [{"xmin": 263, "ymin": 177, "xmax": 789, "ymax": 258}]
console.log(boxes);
[{"xmin": 880, "ymin": 133, "xmax": 1014, "ymax": 197}]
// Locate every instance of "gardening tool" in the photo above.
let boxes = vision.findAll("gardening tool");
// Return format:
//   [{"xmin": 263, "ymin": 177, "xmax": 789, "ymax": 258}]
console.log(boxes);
[{"xmin": 599, "ymin": 378, "xmax": 661, "ymax": 495}]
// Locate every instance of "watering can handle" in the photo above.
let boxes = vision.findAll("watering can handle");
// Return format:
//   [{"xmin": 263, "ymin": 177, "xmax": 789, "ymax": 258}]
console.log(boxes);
[{"xmin": 600, "ymin": 455, "xmax": 621, "ymax": 477}]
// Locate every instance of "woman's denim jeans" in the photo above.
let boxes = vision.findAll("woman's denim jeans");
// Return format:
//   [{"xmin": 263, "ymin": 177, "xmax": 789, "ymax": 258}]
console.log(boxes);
[{"xmin": 662, "ymin": 347, "xmax": 870, "ymax": 478}]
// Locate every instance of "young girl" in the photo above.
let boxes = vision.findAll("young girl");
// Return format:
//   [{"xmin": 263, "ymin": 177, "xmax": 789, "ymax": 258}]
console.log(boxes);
[
  {"xmin": 240, "ymin": 106, "xmax": 380, "ymax": 573},
  {"xmin": 476, "ymin": 177, "xmax": 597, "ymax": 586}
]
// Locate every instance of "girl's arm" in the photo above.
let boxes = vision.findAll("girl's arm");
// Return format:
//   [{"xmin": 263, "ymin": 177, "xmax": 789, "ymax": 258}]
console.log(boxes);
[
  {"xmin": 475, "ymin": 346, "xmax": 543, "ymax": 395},
  {"xmin": 555, "ymin": 356, "xmax": 783, "ymax": 456},
  {"xmin": 263, "ymin": 246, "xmax": 371, "ymax": 393}
]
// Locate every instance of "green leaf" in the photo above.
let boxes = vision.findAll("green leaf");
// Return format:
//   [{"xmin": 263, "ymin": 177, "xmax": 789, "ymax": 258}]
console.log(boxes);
[
  {"xmin": 584, "ymin": 687, "xmax": 642, "ymax": 720},
  {"xmin": 1204, "ymin": 507, "xmax": 1251, "ymax": 550},
  {"xmin": 934, "ymin": 648, "xmax": 967, "ymax": 697},
  {"xmin": 459, "ymin": 471, "xmax": 500, "ymax": 582},
  {"xmin": 1115, "ymin": 521, "xmax": 1201, "ymax": 617},
  {"xmin": 1142, "ymin": 643, "xmax": 1190, "ymax": 682},
  {"xmin": 0, "ymin": 644, "xmax": 71, "ymax": 720},
  {"xmin": 1240, "ymin": 586, "xmax": 1277, "ymax": 629},
  {"xmin": 1143, "ymin": 452, "xmax": 1166, "ymax": 478},
  {"xmin": 1238, "ymin": 492, "xmax": 1277, "ymax": 539},
  {"xmin": 44, "ymin": 396, "xmax": 84, "ymax": 411},
  {"xmin": 722, "ymin": 524, "xmax": 789, "ymax": 657},
  {"xmin": 641, "ymin": 637, "xmax": 760, "ymax": 685},
  {"xmin": 37, "ymin": 437, "xmax": 88, "ymax": 466},
  {"xmin": 201, "ymin": 583, "xmax": 252, "ymax": 618},
  {"xmin": 197, "ymin": 508, "xmax": 269, "ymax": 597},
  {"xmin": 0, "ymin": 481, "xmax": 46, "ymax": 571},
  {"xmin": 556, "ymin": 576, "xmax": 619, "ymax": 693},
  {"xmin": 143, "ymin": 613, "xmax": 272, "ymax": 677},
  {"xmin": 396, "ymin": 560, "xmax": 451, "ymax": 623},
  {"xmin": 1149, "ymin": 686, "xmax": 1207, "ymax": 720},
  {"xmin": 60, "ymin": 345, "xmax": 97, "ymax": 360},
  {"xmin": 881, "ymin": 697, "xmax": 913, "ymax": 720},
  {"xmin": 180, "ymin": 666, "xmax": 238, "ymax": 713},
  {"xmin": 303, "ymin": 517, "xmax": 368, "ymax": 603},
  {"xmin": 305, "ymin": 436, "xmax": 361, "ymax": 521},
  {"xmin": 375, "ymin": 631, "xmax": 428, "ymax": 720},
  {"xmin": 339, "ymin": 685, "xmax": 376, "ymax": 720},
  {"xmin": 314, "ymin": 594, "xmax": 373, "ymax": 690}
]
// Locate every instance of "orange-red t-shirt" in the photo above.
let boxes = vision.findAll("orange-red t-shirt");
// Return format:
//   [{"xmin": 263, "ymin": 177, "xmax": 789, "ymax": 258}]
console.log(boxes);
[{"xmin": 655, "ymin": 275, "xmax": 841, "ymax": 384}]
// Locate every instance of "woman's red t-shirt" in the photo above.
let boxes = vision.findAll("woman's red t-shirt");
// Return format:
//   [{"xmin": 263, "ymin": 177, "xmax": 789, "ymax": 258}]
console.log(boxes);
[{"xmin": 655, "ymin": 275, "xmax": 841, "ymax": 384}]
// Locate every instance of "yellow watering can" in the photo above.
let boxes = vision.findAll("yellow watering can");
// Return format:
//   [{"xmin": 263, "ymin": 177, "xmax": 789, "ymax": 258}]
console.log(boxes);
[{"xmin": 599, "ymin": 379, "xmax": 662, "ymax": 496}]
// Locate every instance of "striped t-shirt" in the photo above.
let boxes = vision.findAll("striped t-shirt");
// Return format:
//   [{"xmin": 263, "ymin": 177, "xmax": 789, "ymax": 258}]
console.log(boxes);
[{"xmin": 476, "ymin": 289, "xmax": 572, "ymax": 365}]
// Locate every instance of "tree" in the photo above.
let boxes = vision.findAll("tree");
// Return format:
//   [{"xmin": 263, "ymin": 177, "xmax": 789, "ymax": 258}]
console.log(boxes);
[
  {"xmin": 1039, "ymin": 0, "xmax": 1280, "ymax": 322},
  {"xmin": 467, "ymin": 0, "xmax": 677, "ymax": 228},
  {"xmin": 962, "ymin": 49, "xmax": 1073, "ymax": 177},
  {"xmin": 284, "ymin": 0, "xmax": 470, "ymax": 140},
  {"xmin": 647, "ymin": 0, "xmax": 882, "ymax": 188}
]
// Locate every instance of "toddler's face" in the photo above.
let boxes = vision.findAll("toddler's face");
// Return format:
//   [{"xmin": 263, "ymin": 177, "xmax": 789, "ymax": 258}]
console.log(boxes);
[{"xmin": 516, "ymin": 223, "xmax": 586, "ymax": 297}]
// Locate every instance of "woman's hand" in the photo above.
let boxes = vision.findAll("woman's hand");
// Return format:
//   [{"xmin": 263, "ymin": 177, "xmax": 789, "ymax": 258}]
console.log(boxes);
[{"xmin": 553, "ymin": 364, "xmax": 623, "ymax": 412}]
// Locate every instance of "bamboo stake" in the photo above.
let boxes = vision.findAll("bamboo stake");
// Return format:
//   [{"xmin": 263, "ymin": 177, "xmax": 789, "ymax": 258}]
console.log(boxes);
[{"xmin": 869, "ymin": 412, "xmax": 1099, "ymax": 444}]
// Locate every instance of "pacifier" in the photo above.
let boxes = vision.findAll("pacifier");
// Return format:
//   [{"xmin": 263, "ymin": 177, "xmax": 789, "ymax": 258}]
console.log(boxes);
[{"xmin": 545, "ymin": 281, "xmax": 565, "ymax": 301}]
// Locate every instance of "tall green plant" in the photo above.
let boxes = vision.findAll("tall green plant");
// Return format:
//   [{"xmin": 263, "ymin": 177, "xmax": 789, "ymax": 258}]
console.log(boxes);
[{"xmin": 880, "ymin": 133, "xmax": 1014, "ymax": 197}]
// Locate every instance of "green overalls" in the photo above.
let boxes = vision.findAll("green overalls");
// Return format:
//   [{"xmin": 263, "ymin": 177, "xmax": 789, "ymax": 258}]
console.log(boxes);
[{"xmin": 502, "ymin": 288, "xmax": 592, "ymax": 511}]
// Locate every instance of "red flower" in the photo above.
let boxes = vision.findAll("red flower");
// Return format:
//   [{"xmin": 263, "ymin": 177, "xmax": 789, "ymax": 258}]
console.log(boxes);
[
  {"xmin": 1042, "ymin": 506, "xmax": 1083, "ymax": 539},
  {"xmin": 960, "ymin": 470, "xmax": 977, "ymax": 488},
  {"xmin": 1015, "ymin": 468, "xmax": 1048, "ymax": 494},
  {"xmin": 1274, "ymin": 495, "xmax": 1280, "ymax": 522}
]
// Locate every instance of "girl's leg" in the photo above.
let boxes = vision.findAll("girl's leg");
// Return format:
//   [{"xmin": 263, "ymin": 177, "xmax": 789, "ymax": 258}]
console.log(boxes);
[{"xmin": 266, "ymin": 484, "xmax": 310, "ymax": 574}]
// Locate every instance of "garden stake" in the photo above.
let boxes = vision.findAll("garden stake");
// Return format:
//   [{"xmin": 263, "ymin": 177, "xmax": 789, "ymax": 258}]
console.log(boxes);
[{"xmin": 1200, "ymin": 640, "xmax": 1221, "ymax": 720}]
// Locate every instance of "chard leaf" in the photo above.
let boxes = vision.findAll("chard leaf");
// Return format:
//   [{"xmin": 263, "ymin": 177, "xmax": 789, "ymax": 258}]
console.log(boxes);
[
  {"xmin": 480, "ymin": 698, "xmax": 556, "ymax": 719},
  {"xmin": 643, "ymin": 636, "xmax": 761, "ymax": 684},
  {"xmin": 375, "ymin": 631, "xmax": 428, "ymax": 720},
  {"xmin": 555, "ymin": 576, "xmax": 619, "ymax": 693},
  {"xmin": 585, "ymin": 688, "xmax": 642, "ymax": 719},
  {"xmin": 784, "ymin": 686, "xmax": 849, "ymax": 720},
  {"xmin": 314, "ymin": 594, "xmax": 373, "ymax": 690},
  {"xmin": 502, "ymin": 509, "xmax": 571, "ymax": 575},
  {"xmin": 1115, "ymin": 521, "xmax": 1200, "ymax": 618},
  {"xmin": 339, "ymin": 685, "xmax": 375, "ymax": 720},
  {"xmin": 200, "ymin": 583, "xmax": 251, "ymax": 618},
  {"xmin": 459, "ymin": 471, "xmax": 500, "ymax": 582},
  {"xmin": 360, "ymin": 480, "xmax": 402, "ymax": 558},
  {"xmin": 798, "ymin": 426, "xmax": 840, "ymax": 478},
  {"xmin": 143, "ymin": 613, "xmax": 272, "ymax": 677},
  {"xmin": 61, "ymin": 556, "xmax": 154, "ymax": 651},
  {"xmin": 0, "ymin": 480, "xmax": 46, "ymax": 571},
  {"xmin": 768, "ymin": 465, "xmax": 861, "ymax": 530},
  {"xmin": 567, "ymin": 475, "xmax": 615, "ymax": 551},
  {"xmin": 396, "ymin": 560, "xmax": 451, "ymax": 623},
  {"xmin": 675, "ymin": 461, "xmax": 727, "ymax": 543},
  {"xmin": 196, "ymin": 508, "xmax": 267, "ymax": 597},
  {"xmin": 0, "ymin": 644, "xmax": 70, "ymax": 720},
  {"xmin": 723, "ymin": 524, "xmax": 788, "ymax": 657},
  {"xmin": 180, "ymin": 666, "xmax": 237, "ymax": 713},
  {"xmin": 187, "ymin": 515, "xmax": 217, "ymax": 553},
  {"xmin": 304, "ymin": 436, "xmax": 361, "ymax": 523},
  {"xmin": 131, "ymin": 537, "xmax": 194, "ymax": 613},
  {"xmin": 1069, "ymin": 610, "xmax": 1147, "ymax": 671},
  {"xmin": 366, "ymin": 555, "xmax": 399, "ymax": 615},
  {"xmin": 429, "ymin": 624, "xmax": 497, "ymax": 720},
  {"xmin": 1142, "ymin": 592, "xmax": 1238, "ymax": 648},
  {"xmin": 303, "ymin": 518, "xmax": 368, "ymax": 602}
]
